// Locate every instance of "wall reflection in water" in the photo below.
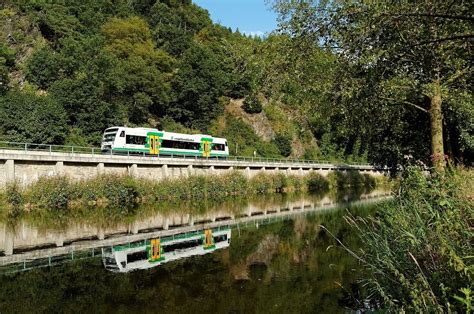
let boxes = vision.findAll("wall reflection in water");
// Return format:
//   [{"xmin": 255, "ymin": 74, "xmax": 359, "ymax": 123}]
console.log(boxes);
[
  {"xmin": 0, "ymin": 189, "xmax": 391, "ymax": 313},
  {"xmin": 0, "ymin": 188, "xmax": 390, "ymax": 273}
]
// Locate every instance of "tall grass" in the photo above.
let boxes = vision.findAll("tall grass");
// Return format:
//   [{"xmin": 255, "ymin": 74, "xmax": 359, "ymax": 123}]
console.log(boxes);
[
  {"xmin": 0, "ymin": 170, "xmax": 383, "ymax": 219},
  {"xmin": 346, "ymin": 166, "xmax": 473, "ymax": 312}
]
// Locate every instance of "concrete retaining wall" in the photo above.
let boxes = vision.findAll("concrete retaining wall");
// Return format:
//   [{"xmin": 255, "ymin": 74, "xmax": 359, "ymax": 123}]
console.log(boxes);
[{"xmin": 0, "ymin": 150, "xmax": 384, "ymax": 187}]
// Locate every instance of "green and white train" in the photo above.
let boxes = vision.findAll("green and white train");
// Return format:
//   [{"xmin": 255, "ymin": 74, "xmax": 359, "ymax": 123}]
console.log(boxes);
[
  {"xmin": 102, "ymin": 228, "xmax": 231, "ymax": 272},
  {"xmin": 100, "ymin": 126, "xmax": 229, "ymax": 158}
]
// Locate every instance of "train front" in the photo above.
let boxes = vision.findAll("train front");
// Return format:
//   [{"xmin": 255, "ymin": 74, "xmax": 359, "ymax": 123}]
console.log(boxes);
[{"xmin": 101, "ymin": 127, "xmax": 119, "ymax": 152}]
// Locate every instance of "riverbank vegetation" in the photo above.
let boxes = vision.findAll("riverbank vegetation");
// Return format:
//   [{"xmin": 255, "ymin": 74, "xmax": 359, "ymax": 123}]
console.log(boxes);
[
  {"xmin": 0, "ymin": 170, "xmax": 386, "ymax": 219},
  {"xmin": 346, "ymin": 166, "xmax": 473, "ymax": 312},
  {"xmin": 269, "ymin": 1, "xmax": 473, "ymax": 311}
]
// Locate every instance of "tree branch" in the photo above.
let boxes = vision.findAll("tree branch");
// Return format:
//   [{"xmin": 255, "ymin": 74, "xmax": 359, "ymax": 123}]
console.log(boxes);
[
  {"xmin": 390, "ymin": 13, "xmax": 474, "ymax": 22},
  {"xmin": 411, "ymin": 34, "xmax": 474, "ymax": 46},
  {"xmin": 380, "ymin": 97, "xmax": 429, "ymax": 113}
]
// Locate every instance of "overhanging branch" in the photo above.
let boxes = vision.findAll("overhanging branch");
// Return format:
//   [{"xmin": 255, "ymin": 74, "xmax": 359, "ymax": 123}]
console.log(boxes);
[
  {"xmin": 381, "ymin": 97, "xmax": 429, "ymax": 113},
  {"xmin": 390, "ymin": 13, "xmax": 474, "ymax": 21},
  {"xmin": 411, "ymin": 34, "xmax": 474, "ymax": 46}
]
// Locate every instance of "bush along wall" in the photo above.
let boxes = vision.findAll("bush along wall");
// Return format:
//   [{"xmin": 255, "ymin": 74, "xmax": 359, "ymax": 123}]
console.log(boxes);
[{"xmin": 0, "ymin": 170, "xmax": 385, "ymax": 217}]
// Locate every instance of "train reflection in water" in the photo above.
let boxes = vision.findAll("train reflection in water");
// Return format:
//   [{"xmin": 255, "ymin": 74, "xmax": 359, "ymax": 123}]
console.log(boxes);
[
  {"xmin": 102, "ymin": 228, "xmax": 231, "ymax": 272},
  {"xmin": 0, "ymin": 190, "xmax": 391, "ymax": 274}
]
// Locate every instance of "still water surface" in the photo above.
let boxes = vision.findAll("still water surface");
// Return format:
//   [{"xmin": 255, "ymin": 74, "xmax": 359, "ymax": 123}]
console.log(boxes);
[{"xmin": 0, "ymin": 188, "xmax": 390, "ymax": 313}]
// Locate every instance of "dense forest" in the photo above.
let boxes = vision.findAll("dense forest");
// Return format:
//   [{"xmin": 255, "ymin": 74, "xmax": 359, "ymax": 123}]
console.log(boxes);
[{"xmin": 0, "ymin": 0, "xmax": 472, "ymax": 170}]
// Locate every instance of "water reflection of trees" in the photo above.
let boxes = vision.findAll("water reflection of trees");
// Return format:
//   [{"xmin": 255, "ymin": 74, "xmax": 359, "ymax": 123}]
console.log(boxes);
[{"xmin": 0, "ymin": 203, "xmax": 381, "ymax": 312}]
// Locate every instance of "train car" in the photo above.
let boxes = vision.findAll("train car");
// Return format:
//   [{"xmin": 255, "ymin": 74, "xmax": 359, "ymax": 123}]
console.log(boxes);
[
  {"xmin": 102, "ymin": 228, "xmax": 231, "ymax": 272},
  {"xmin": 100, "ymin": 126, "xmax": 229, "ymax": 158}
]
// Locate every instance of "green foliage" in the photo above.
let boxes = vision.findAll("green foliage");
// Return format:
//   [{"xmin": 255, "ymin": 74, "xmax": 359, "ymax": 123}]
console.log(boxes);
[
  {"xmin": 28, "ymin": 176, "xmax": 72, "ymax": 211},
  {"xmin": 1, "ymin": 0, "xmax": 263, "ymax": 145},
  {"xmin": 169, "ymin": 43, "xmax": 227, "ymax": 129},
  {"xmin": 102, "ymin": 16, "xmax": 174, "ymax": 124},
  {"xmin": 1, "ymin": 169, "xmax": 381, "ymax": 214},
  {"xmin": 25, "ymin": 46, "xmax": 62, "ymax": 89},
  {"xmin": 272, "ymin": 0, "xmax": 473, "ymax": 168},
  {"xmin": 0, "ymin": 88, "xmax": 68, "ymax": 144},
  {"xmin": 242, "ymin": 94, "xmax": 262, "ymax": 114},
  {"xmin": 249, "ymin": 173, "xmax": 277, "ymax": 194},
  {"xmin": 349, "ymin": 166, "xmax": 473, "ymax": 311},
  {"xmin": 64, "ymin": 128, "xmax": 90, "ymax": 147},
  {"xmin": 273, "ymin": 133, "xmax": 292, "ymax": 157},
  {"xmin": 327, "ymin": 171, "xmax": 378, "ymax": 189},
  {"xmin": 5, "ymin": 182, "xmax": 23, "ymax": 208},
  {"xmin": 159, "ymin": 115, "xmax": 200, "ymax": 134},
  {"xmin": 305, "ymin": 172, "xmax": 329, "ymax": 192},
  {"xmin": 4, "ymin": 182, "xmax": 24, "ymax": 219},
  {"xmin": 0, "ymin": 42, "xmax": 15, "ymax": 94}
]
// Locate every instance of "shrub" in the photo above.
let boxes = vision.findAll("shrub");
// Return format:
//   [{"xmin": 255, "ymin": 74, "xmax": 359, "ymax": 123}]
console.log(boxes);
[
  {"xmin": 27, "ymin": 176, "xmax": 72, "ymax": 210},
  {"xmin": 273, "ymin": 134, "xmax": 292, "ymax": 157},
  {"xmin": 362, "ymin": 173, "xmax": 376, "ymax": 188},
  {"xmin": 221, "ymin": 171, "xmax": 248, "ymax": 195},
  {"xmin": 242, "ymin": 94, "xmax": 263, "ymax": 114},
  {"xmin": 187, "ymin": 175, "xmax": 207, "ymax": 199},
  {"xmin": 306, "ymin": 172, "xmax": 329, "ymax": 192},
  {"xmin": 250, "ymin": 172, "xmax": 274, "ymax": 194},
  {"xmin": 327, "ymin": 171, "xmax": 346, "ymax": 189},
  {"xmin": 5, "ymin": 182, "xmax": 23, "ymax": 208}
]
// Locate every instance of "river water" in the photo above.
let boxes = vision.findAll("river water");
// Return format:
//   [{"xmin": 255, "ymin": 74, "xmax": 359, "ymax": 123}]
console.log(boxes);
[{"xmin": 0, "ymin": 188, "xmax": 390, "ymax": 313}]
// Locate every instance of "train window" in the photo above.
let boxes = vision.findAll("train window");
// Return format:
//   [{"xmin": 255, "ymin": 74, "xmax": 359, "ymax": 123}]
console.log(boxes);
[
  {"xmin": 126, "ymin": 251, "xmax": 147, "ymax": 263},
  {"xmin": 120, "ymin": 131, "xmax": 125, "ymax": 137},
  {"xmin": 126, "ymin": 135, "xmax": 146, "ymax": 145},
  {"xmin": 162, "ymin": 239, "xmax": 203, "ymax": 253},
  {"xmin": 213, "ymin": 144, "xmax": 225, "ymax": 151},
  {"xmin": 213, "ymin": 234, "xmax": 228, "ymax": 243},
  {"xmin": 225, "ymin": 141, "xmax": 228, "ymax": 147},
  {"xmin": 161, "ymin": 140, "xmax": 200, "ymax": 150},
  {"xmin": 103, "ymin": 134, "xmax": 116, "ymax": 142}
]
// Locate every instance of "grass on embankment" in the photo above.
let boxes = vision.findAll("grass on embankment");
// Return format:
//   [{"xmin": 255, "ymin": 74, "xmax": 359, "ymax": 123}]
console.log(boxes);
[
  {"xmin": 347, "ymin": 166, "xmax": 473, "ymax": 312},
  {"xmin": 0, "ymin": 170, "xmax": 386, "ymax": 218}
]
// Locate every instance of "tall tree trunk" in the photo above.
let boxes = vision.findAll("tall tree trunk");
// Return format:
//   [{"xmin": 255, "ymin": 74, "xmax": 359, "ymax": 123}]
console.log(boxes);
[{"xmin": 429, "ymin": 80, "xmax": 445, "ymax": 171}]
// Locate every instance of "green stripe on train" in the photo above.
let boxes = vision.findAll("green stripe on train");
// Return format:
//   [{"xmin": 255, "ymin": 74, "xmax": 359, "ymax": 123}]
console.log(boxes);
[
  {"xmin": 112, "ymin": 147, "xmax": 228, "ymax": 156},
  {"xmin": 112, "ymin": 227, "xmax": 230, "ymax": 252}
]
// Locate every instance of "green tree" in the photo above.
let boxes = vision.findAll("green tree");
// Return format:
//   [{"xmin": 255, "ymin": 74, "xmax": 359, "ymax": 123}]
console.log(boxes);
[
  {"xmin": 272, "ymin": 0, "xmax": 473, "ymax": 171},
  {"xmin": 242, "ymin": 94, "xmax": 263, "ymax": 114},
  {"xmin": 273, "ymin": 133, "xmax": 292, "ymax": 157},
  {"xmin": 169, "ymin": 44, "xmax": 227, "ymax": 129},
  {"xmin": 0, "ymin": 88, "xmax": 68, "ymax": 144},
  {"xmin": 102, "ymin": 16, "xmax": 174, "ymax": 124},
  {"xmin": 26, "ymin": 46, "xmax": 63, "ymax": 89},
  {"xmin": 0, "ymin": 42, "xmax": 15, "ymax": 94},
  {"xmin": 50, "ymin": 75, "xmax": 124, "ymax": 144}
]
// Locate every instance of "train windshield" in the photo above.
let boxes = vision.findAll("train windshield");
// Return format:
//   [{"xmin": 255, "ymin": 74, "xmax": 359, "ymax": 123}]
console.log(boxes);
[
  {"xmin": 103, "ymin": 133, "xmax": 116, "ymax": 142},
  {"xmin": 103, "ymin": 131, "xmax": 117, "ymax": 142}
]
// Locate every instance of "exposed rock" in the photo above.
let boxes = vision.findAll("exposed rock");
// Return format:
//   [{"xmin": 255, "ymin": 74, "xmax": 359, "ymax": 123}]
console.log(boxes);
[{"xmin": 225, "ymin": 99, "xmax": 276, "ymax": 141}]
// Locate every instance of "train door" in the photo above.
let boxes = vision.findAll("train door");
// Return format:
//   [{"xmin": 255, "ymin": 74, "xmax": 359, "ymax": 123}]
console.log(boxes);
[
  {"xmin": 150, "ymin": 239, "xmax": 161, "ymax": 261},
  {"xmin": 204, "ymin": 229, "xmax": 214, "ymax": 249},
  {"xmin": 147, "ymin": 133, "xmax": 161, "ymax": 155},
  {"xmin": 201, "ymin": 139, "xmax": 212, "ymax": 157}
]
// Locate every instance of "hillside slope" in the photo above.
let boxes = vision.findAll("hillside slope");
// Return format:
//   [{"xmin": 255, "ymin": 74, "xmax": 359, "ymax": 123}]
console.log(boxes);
[{"xmin": 0, "ymin": 0, "xmax": 320, "ymax": 158}]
